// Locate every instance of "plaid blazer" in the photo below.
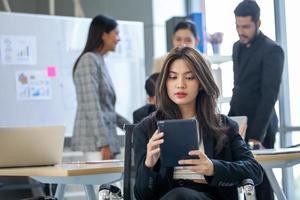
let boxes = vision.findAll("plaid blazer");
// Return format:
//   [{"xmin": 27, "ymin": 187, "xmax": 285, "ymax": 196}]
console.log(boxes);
[{"xmin": 71, "ymin": 52, "xmax": 126, "ymax": 154}]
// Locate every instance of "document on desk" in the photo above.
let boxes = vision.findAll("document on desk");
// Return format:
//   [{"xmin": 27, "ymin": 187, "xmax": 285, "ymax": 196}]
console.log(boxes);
[
  {"xmin": 59, "ymin": 160, "xmax": 124, "ymax": 169},
  {"xmin": 83, "ymin": 159, "xmax": 124, "ymax": 164},
  {"xmin": 252, "ymin": 147, "xmax": 300, "ymax": 155}
]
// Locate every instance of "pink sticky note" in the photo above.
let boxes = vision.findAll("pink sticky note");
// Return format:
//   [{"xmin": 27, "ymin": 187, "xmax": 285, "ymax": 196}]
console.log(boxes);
[{"xmin": 47, "ymin": 66, "xmax": 57, "ymax": 78}]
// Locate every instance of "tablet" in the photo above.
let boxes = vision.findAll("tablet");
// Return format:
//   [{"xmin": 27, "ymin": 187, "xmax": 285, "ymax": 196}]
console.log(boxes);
[{"xmin": 157, "ymin": 118, "xmax": 199, "ymax": 167}]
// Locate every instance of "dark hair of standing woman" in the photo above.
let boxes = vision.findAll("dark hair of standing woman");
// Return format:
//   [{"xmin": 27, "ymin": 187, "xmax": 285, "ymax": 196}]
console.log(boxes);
[
  {"xmin": 173, "ymin": 19, "xmax": 198, "ymax": 38},
  {"xmin": 155, "ymin": 46, "xmax": 228, "ymax": 152},
  {"xmin": 72, "ymin": 14, "xmax": 117, "ymax": 77}
]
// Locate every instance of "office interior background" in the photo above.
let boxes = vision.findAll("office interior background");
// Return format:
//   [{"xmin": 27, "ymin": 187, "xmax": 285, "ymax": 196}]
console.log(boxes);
[{"xmin": 0, "ymin": 0, "xmax": 299, "ymax": 199}]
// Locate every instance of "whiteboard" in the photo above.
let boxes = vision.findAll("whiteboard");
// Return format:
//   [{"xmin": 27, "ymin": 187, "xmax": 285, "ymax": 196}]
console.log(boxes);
[{"xmin": 0, "ymin": 12, "xmax": 146, "ymax": 136}]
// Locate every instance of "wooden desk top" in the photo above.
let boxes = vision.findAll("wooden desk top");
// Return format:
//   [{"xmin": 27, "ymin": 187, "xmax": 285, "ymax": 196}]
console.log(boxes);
[
  {"xmin": 0, "ymin": 160, "xmax": 123, "ymax": 177},
  {"xmin": 253, "ymin": 147, "xmax": 300, "ymax": 163}
]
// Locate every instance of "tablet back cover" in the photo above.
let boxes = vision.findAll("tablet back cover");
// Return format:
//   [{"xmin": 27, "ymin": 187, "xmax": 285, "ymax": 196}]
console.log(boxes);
[{"xmin": 157, "ymin": 119, "xmax": 199, "ymax": 167}]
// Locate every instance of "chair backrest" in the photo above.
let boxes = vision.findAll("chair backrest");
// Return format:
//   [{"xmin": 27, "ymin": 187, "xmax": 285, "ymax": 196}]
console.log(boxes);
[{"xmin": 123, "ymin": 124, "xmax": 136, "ymax": 200}]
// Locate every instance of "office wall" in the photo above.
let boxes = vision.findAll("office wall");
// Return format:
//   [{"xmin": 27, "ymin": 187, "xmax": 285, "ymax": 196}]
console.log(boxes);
[
  {"xmin": 80, "ymin": 0, "xmax": 154, "ymax": 75},
  {"xmin": 0, "ymin": 0, "xmax": 154, "ymax": 75},
  {"xmin": 0, "ymin": 12, "xmax": 145, "ymax": 136}
]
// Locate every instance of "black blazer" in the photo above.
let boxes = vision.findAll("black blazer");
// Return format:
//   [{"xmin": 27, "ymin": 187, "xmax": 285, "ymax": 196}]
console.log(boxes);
[
  {"xmin": 133, "ymin": 104, "xmax": 156, "ymax": 124},
  {"xmin": 133, "ymin": 113, "xmax": 263, "ymax": 200},
  {"xmin": 228, "ymin": 32, "xmax": 284, "ymax": 142}
]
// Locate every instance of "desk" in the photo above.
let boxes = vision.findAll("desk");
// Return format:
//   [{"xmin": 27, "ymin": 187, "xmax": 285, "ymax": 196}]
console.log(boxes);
[
  {"xmin": 0, "ymin": 161, "xmax": 123, "ymax": 200},
  {"xmin": 253, "ymin": 148, "xmax": 300, "ymax": 200}
]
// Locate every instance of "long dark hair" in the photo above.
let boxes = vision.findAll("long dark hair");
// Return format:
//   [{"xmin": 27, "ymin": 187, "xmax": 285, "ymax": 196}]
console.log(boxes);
[
  {"xmin": 72, "ymin": 14, "xmax": 117, "ymax": 77},
  {"xmin": 156, "ymin": 46, "xmax": 227, "ymax": 152}
]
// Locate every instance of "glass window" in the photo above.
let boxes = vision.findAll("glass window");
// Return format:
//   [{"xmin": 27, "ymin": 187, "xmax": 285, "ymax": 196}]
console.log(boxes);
[
  {"xmin": 285, "ymin": 1, "xmax": 300, "ymax": 126},
  {"xmin": 291, "ymin": 132, "xmax": 300, "ymax": 147},
  {"xmin": 205, "ymin": 0, "xmax": 238, "ymax": 56},
  {"xmin": 152, "ymin": 0, "xmax": 186, "ymax": 58},
  {"xmin": 294, "ymin": 161, "xmax": 300, "ymax": 199},
  {"xmin": 205, "ymin": 0, "xmax": 275, "ymax": 55},
  {"xmin": 292, "ymin": 132, "xmax": 300, "ymax": 198}
]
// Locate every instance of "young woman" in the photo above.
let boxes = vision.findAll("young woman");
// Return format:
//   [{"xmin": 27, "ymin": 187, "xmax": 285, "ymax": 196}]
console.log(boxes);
[
  {"xmin": 152, "ymin": 19, "xmax": 200, "ymax": 73},
  {"xmin": 71, "ymin": 15, "xmax": 129, "ymax": 160},
  {"xmin": 134, "ymin": 47, "xmax": 263, "ymax": 200}
]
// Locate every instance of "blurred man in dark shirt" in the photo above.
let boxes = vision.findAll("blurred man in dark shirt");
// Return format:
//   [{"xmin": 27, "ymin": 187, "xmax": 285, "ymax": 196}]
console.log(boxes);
[{"xmin": 133, "ymin": 73, "xmax": 159, "ymax": 123}]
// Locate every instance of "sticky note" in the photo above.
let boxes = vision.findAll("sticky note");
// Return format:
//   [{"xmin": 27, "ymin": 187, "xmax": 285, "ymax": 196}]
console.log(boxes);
[{"xmin": 47, "ymin": 66, "xmax": 57, "ymax": 78}]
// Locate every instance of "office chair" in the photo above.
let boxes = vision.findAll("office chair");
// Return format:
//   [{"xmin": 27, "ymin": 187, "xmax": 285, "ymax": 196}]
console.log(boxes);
[
  {"xmin": 123, "ymin": 124, "xmax": 136, "ymax": 200},
  {"xmin": 123, "ymin": 124, "xmax": 256, "ymax": 200}
]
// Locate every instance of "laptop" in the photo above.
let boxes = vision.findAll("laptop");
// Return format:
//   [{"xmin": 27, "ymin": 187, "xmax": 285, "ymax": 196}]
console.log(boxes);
[
  {"xmin": 0, "ymin": 125, "xmax": 65, "ymax": 168},
  {"xmin": 229, "ymin": 116, "xmax": 248, "ymax": 138}
]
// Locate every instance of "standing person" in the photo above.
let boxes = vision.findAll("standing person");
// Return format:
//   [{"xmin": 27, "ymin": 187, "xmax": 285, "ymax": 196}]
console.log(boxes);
[
  {"xmin": 133, "ymin": 73, "xmax": 159, "ymax": 123},
  {"xmin": 71, "ymin": 14, "xmax": 129, "ymax": 160},
  {"xmin": 152, "ymin": 19, "xmax": 200, "ymax": 73},
  {"xmin": 134, "ymin": 47, "xmax": 263, "ymax": 200},
  {"xmin": 228, "ymin": 0, "xmax": 284, "ymax": 199}
]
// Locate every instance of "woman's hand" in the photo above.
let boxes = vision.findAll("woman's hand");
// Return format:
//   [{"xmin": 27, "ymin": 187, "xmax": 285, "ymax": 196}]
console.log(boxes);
[
  {"xmin": 178, "ymin": 150, "xmax": 214, "ymax": 176},
  {"xmin": 145, "ymin": 129, "xmax": 164, "ymax": 168},
  {"xmin": 101, "ymin": 145, "xmax": 114, "ymax": 160}
]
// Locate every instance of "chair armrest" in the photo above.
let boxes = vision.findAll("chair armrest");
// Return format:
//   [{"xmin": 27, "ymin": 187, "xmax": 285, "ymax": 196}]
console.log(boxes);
[
  {"xmin": 238, "ymin": 179, "xmax": 254, "ymax": 187},
  {"xmin": 238, "ymin": 179, "xmax": 256, "ymax": 200}
]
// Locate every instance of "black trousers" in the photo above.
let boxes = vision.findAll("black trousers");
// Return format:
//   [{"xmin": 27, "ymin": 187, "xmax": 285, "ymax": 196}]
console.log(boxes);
[{"xmin": 160, "ymin": 187, "xmax": 213, "ymax": 200}]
